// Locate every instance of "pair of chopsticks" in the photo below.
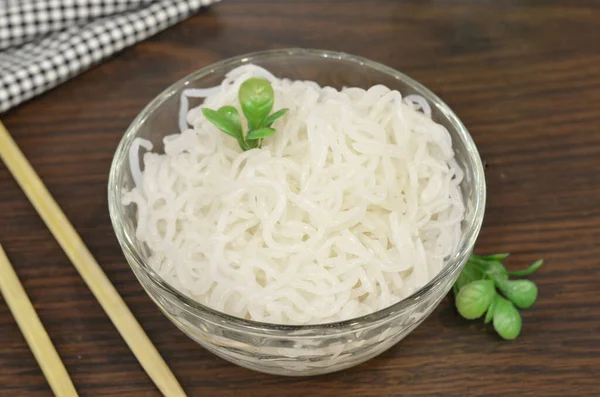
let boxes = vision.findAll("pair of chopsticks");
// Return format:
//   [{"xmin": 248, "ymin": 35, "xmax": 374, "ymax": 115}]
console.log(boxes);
[{"xmin": 0, "ymin": 121, "xmax": 186, "ymax": 396}]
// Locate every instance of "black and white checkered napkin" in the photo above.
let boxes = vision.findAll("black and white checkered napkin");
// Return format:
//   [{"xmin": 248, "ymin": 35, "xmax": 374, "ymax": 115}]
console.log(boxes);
[{"xmin": 0, "ymin": 0, "xmax": 218, "ymax": 113}]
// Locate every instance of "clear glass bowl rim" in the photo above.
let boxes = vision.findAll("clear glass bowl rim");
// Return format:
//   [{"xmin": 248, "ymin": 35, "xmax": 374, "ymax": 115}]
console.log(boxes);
[{"xmin": 108, "ymin": 48, "xmax": 486, "ymax": 333}]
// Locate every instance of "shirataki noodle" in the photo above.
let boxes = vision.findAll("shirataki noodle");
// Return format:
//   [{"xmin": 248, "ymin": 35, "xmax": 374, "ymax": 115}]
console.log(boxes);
[{"xmin": 123, "ymin": 65, "xmax": 465, "ymax": 325}]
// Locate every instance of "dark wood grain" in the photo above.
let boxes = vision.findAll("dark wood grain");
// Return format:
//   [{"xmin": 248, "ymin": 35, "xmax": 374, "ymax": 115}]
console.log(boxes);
[{"xmin": 1, "ymin": 0, "xmax": 599, "ymax": 395}]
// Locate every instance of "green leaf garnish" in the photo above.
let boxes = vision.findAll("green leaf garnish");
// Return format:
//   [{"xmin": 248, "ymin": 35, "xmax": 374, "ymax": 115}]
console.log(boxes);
[
  {"xmin": 507, "ymin": 259, "xmax": 543, "ymax": 277},
  {"xmin": 455, "ymin": 280, "xmax": 495, "ymax": 320},
  {"xmin": 453, "ymin": 253, "xmax": 542, "ymax": 340},
  {"xmin": 202, "ymin": 78, "xmax": 288, "ymax": 151},
  {"xmin": 482, "ymin": 261, "xmax": 509, "ymax": 282},
  {"xmin": 497, "ymin": 279, "xmax": 538, "ymax": 309},
  {"xmin": 454, "ymin": 261, "xmax": 482, "ymax": 291},
  {"xmin": 239, "ymin": 77, "xmax": 274, "ymax": 130},
  {"xmin": 484, "ymin": 298, "xmax": 495, "ymax": 324},
  {"xmin": 473, "ymin": 253, "xmax": 510, "ymax": 261},
  {"xmin": 261, "ymin": 108, "xmax": 288, "ymax": 128},
  {"xmin": 492, "ymin": 295, "xmax": 522, "ymax": 340},
  {"xmin": 202, "ymin": 107, "xmax": 243, "ymax": 141},
  {"xmin": 245, "ymin": 127, "xmax": 276, "ymax": 141}
]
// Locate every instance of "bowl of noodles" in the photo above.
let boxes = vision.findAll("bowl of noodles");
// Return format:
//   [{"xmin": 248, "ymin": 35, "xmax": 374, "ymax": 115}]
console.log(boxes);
[{"xmin": 108, "ymin": 48, "xmax": 486, "ymax": 376}]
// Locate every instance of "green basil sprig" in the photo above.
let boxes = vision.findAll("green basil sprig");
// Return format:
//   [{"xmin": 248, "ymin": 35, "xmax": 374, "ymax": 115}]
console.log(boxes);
[
  {"xmin": 202, "ymin": 78, "xmax": 288, "ymax": 151},
  {"xmin": 453, "ymin": 254, "xmax": 543, "ymax": 340}
]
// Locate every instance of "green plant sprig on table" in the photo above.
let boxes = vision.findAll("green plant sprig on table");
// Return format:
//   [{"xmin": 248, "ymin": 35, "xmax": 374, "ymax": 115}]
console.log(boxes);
[
  {"xmin": 202, "ymin": 78, "xmax": 288, "ymax": 151},
  {"xmin": 454, "ymin": 254, "xmax": 543, "ymax": 340}
]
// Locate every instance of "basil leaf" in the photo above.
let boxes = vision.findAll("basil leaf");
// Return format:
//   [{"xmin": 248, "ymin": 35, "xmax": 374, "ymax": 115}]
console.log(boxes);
[
  {"xmin": 218, "ymin": 106, "xmax": 243, "ymax": 137},
  {"xmin": 202, "ymin": 107, "xmax": 243, "ymax": 141},
  {"xmin": 483, "ymin": 261, "xmax": 509, "ymax": 282},
  {"xmin": 455, "ymin": 280, "xmax": 495, "ymax": 320},
  {"xmin": 262, "ymin": 108, "xmax": 288, "ymax": 128},
  {"xmin": 492, "ymin": 295, "xmax": 522, "ymax": 340},
  {"xmin": 497, "ymin": 279, "xmax": 538, "ymax": 309},
  {"xmin": 246, "ymin": 138, "xmax": 259, "ymax": 149},
  {"xmin": 238, "ymin": 139, "xmax": 251, "ymax": 151},
  {"xmin": 473, "ymin": 253, "xmax": 510, "ymax": 262},
  {"xmin": 246, "ymin": 127, "xmax": 276, "ymax": 141},
  {"xmin": 507, "ymin": 259, "xmax": 543, "ymax": 277},
  {"xmin": 454, "ymin": 262, "xmax": 483, "ymax": 291},
  {"xmin": 239, "ymin": 78, "xmax": 274, "ymax": 130}
]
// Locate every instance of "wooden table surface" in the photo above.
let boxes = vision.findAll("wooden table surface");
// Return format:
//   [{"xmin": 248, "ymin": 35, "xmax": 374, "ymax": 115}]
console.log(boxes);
[{"xmin": 1, "ymin": 1, "xmax": 599, "ymax": 396}]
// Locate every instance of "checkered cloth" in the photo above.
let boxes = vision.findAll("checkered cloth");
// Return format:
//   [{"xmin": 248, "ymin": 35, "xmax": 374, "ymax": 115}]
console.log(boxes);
[{"xmin": 0, "ymin": 0, "xmax": 218, "ymax": 113}]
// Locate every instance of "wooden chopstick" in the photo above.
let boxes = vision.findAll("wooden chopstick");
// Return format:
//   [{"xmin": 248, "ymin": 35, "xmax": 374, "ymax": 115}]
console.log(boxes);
[
  {"xmin": 0, "ymin": 244, "xmax": 79, "ymax": 397},
  {"xmin": 0, "ymin": 122, "xmax": 186, "ymax": 397}
]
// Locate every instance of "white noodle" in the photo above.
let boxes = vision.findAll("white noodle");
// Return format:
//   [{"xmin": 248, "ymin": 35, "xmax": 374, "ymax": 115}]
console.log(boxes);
[
  {"xmin": 404, "ymin": 94, "xmax": 432, "ymax": 118},
  {"xmin": 123, "ymin": 65, "xmax": 465, "ymax": 325},
  {"xmin": 179, "ymin": 87, "xmax": 222, "ymax": 133},
  {"xmin": 129, "ymin": 137, "xmax": 153, "ymax": 188}
]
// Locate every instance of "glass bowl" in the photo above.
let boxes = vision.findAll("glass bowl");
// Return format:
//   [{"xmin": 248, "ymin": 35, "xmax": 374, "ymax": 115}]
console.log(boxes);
[{"xmin": 108, "ymin": 48, "xmax": 486, "ymax": 376}]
